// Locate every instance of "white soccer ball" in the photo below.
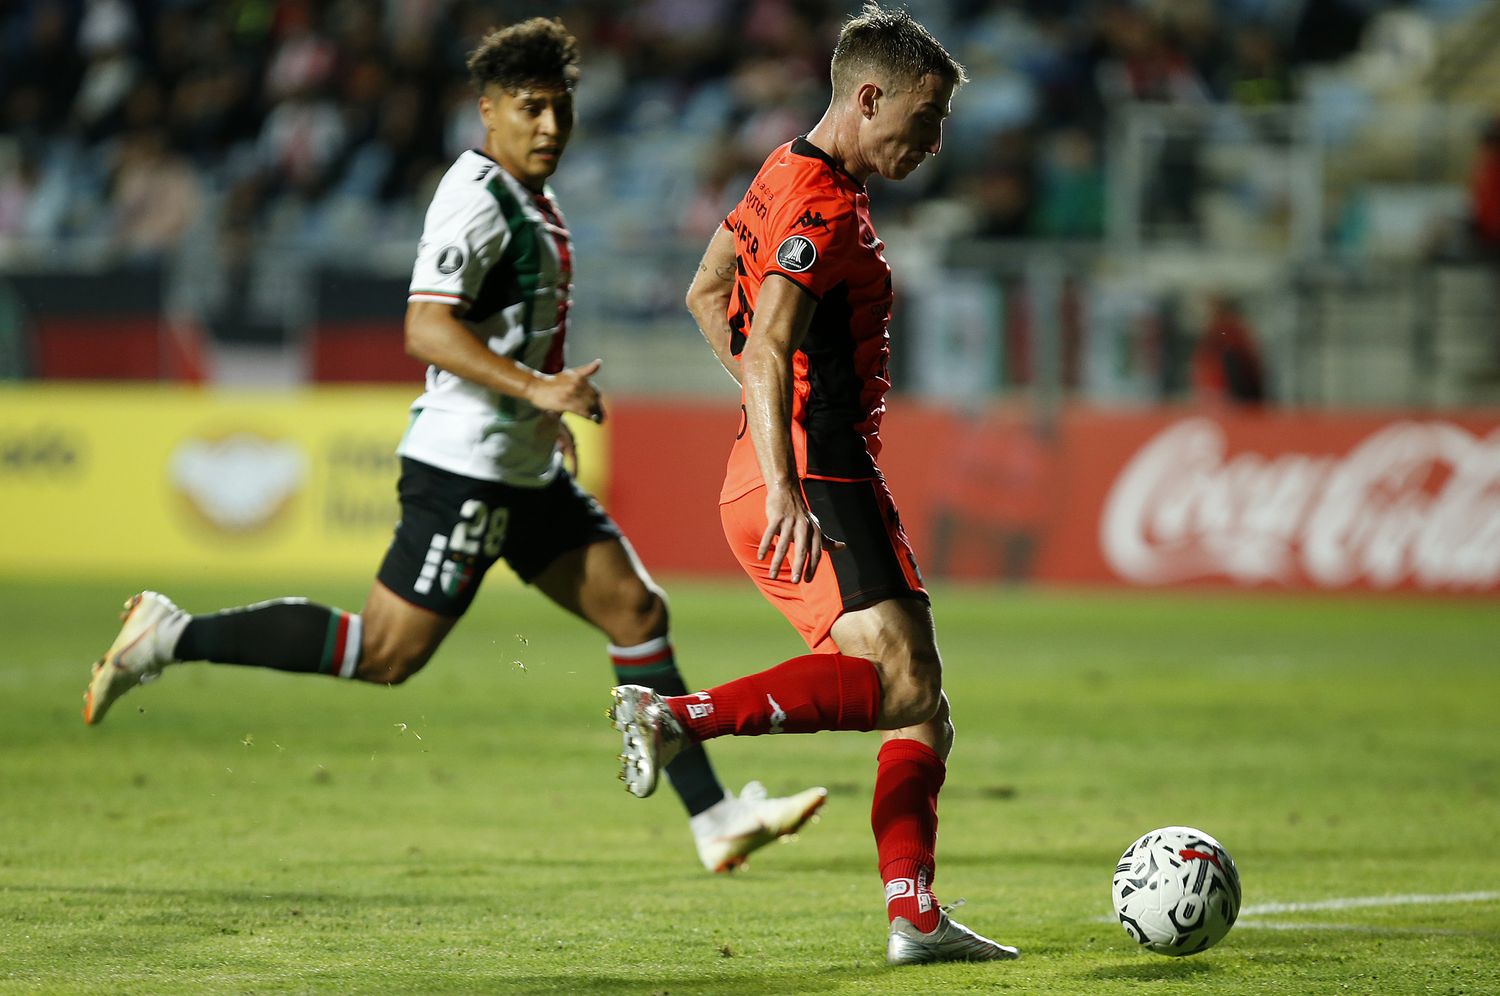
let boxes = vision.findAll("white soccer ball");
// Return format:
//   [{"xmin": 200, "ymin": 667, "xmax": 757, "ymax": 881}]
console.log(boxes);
[{"xmin": 1111, "ymin": 826, "xmax": 1241, "ymax": 956}]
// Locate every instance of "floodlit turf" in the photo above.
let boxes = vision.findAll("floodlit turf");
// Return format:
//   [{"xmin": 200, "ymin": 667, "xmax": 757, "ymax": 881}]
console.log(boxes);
[{"xmin": 1, "ymin": 577, "xmax": 1497, "ymax": 994}]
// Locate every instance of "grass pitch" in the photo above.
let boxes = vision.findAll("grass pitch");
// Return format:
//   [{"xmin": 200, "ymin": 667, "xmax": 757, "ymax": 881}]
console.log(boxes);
[{"xmin": 1, "ymin": 578, "xmax": 1497, "ymax": 994}]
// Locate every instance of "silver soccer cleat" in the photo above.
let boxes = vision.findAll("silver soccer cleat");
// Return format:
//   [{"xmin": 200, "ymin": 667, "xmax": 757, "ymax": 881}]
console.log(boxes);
[
  {"xmin": 83, "ymin": 591, "xmax": 183, "ymax": 725},
  {"xmin": 609, "ymin": 683, "xmax": 688, "ymax": 798},
  {"xmin": 887, "ymin": 907, "xmax": 1021, "ymax": 966}
]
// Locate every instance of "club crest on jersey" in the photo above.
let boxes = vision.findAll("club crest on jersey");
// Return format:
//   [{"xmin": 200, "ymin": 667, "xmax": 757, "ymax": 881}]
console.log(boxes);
[
  {"xmin": 436, "ymin": 245, "xmax": 465, "ymax": 274},
  {"xmin": 775, "ymin": 234, "xmax": 817, "ymax": 273}
]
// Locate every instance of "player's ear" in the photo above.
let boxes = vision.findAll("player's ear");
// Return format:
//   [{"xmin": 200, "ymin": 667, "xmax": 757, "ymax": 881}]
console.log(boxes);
[
  {"xmin": 477, "ymin": 87, "xmax": 499, "ymax": 125},
  {"xmin": 857, "ymin": 81, "xmax": 881, "ymax": 121}
]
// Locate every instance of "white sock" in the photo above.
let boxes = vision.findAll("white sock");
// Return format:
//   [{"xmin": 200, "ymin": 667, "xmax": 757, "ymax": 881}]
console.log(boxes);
[
  {"xmin": 156, "ymin": 610, "xmax": 191, "ymax": 663},
  {"xmin": 689, "ymin": 791, "xmax": 738, "ymax": 837}
]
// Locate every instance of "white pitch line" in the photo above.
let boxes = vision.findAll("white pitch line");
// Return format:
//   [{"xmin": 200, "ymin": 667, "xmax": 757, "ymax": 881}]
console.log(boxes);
[
  {"xmin": 1240, "ymin": 891, "xmax": 1500, "ymax": 918},
  {"xmin": 1236, "ymin": 922, "xmax": 1491, "ymax": 937}
]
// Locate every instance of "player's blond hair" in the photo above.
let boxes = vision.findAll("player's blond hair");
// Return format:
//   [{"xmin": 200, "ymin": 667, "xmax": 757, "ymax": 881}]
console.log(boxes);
[{"xmin": 830, "ymin": 2, "xmax": 967, "ymax": 97}]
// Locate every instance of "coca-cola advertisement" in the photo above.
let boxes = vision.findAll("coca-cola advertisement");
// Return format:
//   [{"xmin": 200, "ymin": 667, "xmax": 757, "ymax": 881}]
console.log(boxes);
[{"xmin": 1096, "ymin": 417, "xmax": 1500, "ymax": 591}]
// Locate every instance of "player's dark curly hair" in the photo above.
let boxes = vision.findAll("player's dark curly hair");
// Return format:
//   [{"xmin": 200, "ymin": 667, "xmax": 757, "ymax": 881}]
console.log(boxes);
[
  {"xmin": 830, "ymin": 2, "xmax": 967, "ymax": 96},
  {"xmin": 466, "ymin": 17, "xmax": 580, "ymax": 94}
]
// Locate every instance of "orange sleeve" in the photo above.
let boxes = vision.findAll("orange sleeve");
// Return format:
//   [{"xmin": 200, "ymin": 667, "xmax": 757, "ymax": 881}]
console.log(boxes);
[{"xmin": 762, "ymin": 189, "xmax": 856, "ymax": 301}]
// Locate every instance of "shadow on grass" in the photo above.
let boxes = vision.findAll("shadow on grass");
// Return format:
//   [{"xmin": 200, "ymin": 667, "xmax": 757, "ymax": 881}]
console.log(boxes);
[
  {"xmin": 1084, "ymin": 958, "xmax": 1214, "ymax": 981},
  {"xmin": 454, "ymin": 967, "xmax": 882, "ymax": 994},
  {"xmin": 1, "ymin": 882, "xmax": 483, "ymax": 908}
]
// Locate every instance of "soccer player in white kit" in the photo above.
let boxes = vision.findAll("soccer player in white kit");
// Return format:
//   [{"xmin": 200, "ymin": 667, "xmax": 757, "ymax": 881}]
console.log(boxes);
[{"xmin": 83, "ymin": 17, "xmax": 825, "ymax": 874}]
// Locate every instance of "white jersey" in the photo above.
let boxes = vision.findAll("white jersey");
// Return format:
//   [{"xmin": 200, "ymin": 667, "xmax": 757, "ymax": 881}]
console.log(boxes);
[{"xmin": 401, "ymin": 149, "xmax": 574, "ymax": 485}]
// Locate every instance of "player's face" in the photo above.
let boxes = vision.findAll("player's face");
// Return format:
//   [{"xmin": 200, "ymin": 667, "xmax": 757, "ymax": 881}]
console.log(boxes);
[
  {"xmin": 480, "ymin": 83, "xmax": 576, "ymax": 192},
  {"xmin": 867, "ymin": 73, "xmax": 953, "ymax": 181}
]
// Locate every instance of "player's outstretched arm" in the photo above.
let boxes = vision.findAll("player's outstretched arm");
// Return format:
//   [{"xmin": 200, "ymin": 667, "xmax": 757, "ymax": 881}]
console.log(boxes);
[
  {"xmin": 686, "ymin": 226, "xmax": 741, "ymax": 386},
  {"xmin": 404, "ymin": 301, "xmax": 604, "ymax": 421}
]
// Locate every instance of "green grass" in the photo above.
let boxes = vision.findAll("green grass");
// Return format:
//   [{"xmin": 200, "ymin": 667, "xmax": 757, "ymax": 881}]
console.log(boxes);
[{"xmin": 2, "ymin": 578, "xmax": 1497, "ymax": 994}]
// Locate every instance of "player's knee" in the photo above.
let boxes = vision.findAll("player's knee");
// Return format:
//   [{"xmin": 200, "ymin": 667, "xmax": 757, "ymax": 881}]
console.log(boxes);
[
  {"xmin": 906, "ymin": 672, "xmax": 944, "ymax": 727},
  {"xmin": 356, "ymin": 644, "xmax": 430, "ymax": 685},
  {"xmin": 880, "ymin": 658, "xmax": 943, "ymax": 728},
  {"xmin": 934, "ymin": 694, "xmax": 955, "ymax": 759},
  {"xmin": 607, "ymin": 582, "xmax": 668, "ymax": 646},
  {"xmin": 636, "ymin": 584, "xmax": 668, "ymax": 633}
]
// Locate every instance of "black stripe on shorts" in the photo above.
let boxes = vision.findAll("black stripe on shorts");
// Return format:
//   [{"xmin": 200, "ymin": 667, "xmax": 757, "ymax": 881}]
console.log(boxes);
[{"xmin": 801, "ymin": 477, "xmax": 928, "ymax": 614}]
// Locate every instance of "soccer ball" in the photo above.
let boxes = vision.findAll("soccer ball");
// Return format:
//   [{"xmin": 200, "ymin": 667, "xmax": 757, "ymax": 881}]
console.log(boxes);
[{"xmin": 1111, "ymin": 826, "xmax": 1241, "ymax": 956}]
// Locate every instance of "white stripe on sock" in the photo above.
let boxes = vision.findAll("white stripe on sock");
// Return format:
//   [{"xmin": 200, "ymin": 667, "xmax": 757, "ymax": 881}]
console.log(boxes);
[
  {"xmin": 339, "ymin": 614, "xmax": 363, "ymax": 679},
  {"xmin": 608, "ymin": 635, "xmax": 671, "ymax": 659}
]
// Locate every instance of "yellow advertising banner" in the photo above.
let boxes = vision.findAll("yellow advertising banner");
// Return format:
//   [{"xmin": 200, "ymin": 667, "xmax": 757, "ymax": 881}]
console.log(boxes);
[{"xmin": 0, "ymin": 385, "xmax": 607, "ymax": 581}]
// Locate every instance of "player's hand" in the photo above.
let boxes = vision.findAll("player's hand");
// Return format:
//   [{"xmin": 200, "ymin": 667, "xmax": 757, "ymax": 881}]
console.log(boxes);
[
  {"xmin": 530, "ymin": 358, "xmax": 606, "ymax": 423},
  {"xmin": 759, "ymin": 484, "xmax": 845, "ymax": 583}
]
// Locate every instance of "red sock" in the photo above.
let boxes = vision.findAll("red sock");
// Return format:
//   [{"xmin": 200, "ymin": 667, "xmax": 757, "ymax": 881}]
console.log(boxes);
[
  {"xmin": 873, "ymin": 738, "xmax": 945, "ymax": 933},
  {"xmin": 663, "ymin": 653, "xmax": 880, "ymax": 740}
]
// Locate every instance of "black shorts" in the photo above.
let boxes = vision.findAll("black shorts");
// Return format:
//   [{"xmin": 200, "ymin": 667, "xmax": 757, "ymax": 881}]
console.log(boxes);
[{"xmin": 377, "ymin": 458, "xmax": 621, "ymax": 617}]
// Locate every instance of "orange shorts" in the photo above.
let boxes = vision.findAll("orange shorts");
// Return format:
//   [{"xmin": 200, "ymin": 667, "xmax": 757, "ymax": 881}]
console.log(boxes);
[{"xmin": 719, "ymin": 476, "xmax": 928, "ymax": 652}]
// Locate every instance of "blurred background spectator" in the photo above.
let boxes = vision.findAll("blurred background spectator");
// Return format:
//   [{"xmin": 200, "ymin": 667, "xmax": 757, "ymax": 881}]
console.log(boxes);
[
  {"xmin": 1190, "ymin": 294, "xmax": 1268, "ymax": 407},
  {"xmin": 1468, "ymin": 115, "xmax": 1500, "ymax": 256},
  {"xmin": 108, "ymin": 122, "xmax": 203, "ymax": 260}
]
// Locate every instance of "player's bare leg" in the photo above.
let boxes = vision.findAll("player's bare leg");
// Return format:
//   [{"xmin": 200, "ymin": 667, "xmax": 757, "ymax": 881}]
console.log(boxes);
[{"xmin": 355, "ymin": 582, "xmax": 456, "ymax": 684}]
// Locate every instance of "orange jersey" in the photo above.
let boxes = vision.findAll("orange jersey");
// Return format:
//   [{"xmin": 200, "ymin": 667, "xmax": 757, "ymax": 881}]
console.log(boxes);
[{"xmin": 720, "ymin": 138, "xmax": 894, "ymax": 502}]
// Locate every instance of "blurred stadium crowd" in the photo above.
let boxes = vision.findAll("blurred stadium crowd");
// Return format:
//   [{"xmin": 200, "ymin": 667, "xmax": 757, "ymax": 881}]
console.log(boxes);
[
  {"xmin": 0, "ymin": 0, "xmax": 1487, "ymax": 257},
  {"xmin": 2, "ymin": 0, "xmax": 1497, "ymax": 405}
]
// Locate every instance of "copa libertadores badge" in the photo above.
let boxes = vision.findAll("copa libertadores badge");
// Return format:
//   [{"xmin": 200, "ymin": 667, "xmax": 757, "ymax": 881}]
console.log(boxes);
[
  {"xmin": 437, "ymin": 246, "xmax": 465, "ymax": 274},
  {"xmin": 775, "ymin": 234, "xmax": 817, "ymax": 272}
]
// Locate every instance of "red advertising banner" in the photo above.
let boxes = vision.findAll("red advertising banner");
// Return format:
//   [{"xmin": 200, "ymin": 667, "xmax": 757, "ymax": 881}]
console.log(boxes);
[
  {"xmin": 1043, "ymin": 410, "xmax": 1500, "ymax": 593},
  {"xmin": 606, "ymin": 401, "xmax": 1500, "ymax": 595}
]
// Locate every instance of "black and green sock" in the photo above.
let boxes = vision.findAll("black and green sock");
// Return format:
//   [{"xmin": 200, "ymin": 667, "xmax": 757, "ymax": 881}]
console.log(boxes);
[{"xmin": 176, "ymin": 598, "xmax": 362, "ymax": 678}]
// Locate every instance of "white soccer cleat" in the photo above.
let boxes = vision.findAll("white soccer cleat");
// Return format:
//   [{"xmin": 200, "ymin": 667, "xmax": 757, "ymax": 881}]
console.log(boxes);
[
  {"xmin": 83, "ymin": 591, "xmax": 183, "ymax": 726},
  {"xmin": 691, "ymin": 781, "xmax": 829, "ymax": 873},
  {"xmin": 886, "ymin": 905, "xmax": 1021, "ymax": 966},
  {"xmin": 609, "ymin": 684, "xmax": 688, "ymax": 798}
]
